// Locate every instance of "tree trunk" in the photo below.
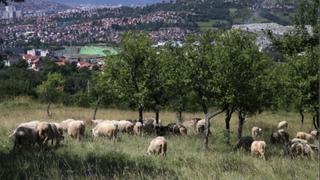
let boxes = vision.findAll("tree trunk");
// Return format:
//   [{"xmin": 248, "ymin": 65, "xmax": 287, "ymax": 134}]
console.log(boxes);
[
  {"xmin": 178, "ymin": 110, "xmax": 182, "ymax": 123},
  {"xmin": 155, "ymin": 109, "xmax": 160, "ymax": 124},
  {"xmin": 225, "ymin": 109, "xmax": 233, "ymax": 144},
  {"xmin": 204, "ymin": 113, "xmax": 209, "ymax": 149},
  {"xmin": 201, "ymin": 103, "xmax": 209, "ymax": 149},
  {"xmin": 138, "ymin": 107, "xmax": 143, "ymax": 124},
  {"xmin": 313, "ymin": 111, "xmax": 319, "ymax": 130},
  {"xmin": 299, "ymin": 109, "xmax": 304, "ymax": 128},
  {"xmin": 237, "ymin": 112, "xmax": 246, "ymax": 139},
  {"xmin": 92, "ymin": 98, "xmax": 101, "ymax": 120},
  {"xmin": 47, "ymin": 102, "xmax": 52, "ymax": 117}
]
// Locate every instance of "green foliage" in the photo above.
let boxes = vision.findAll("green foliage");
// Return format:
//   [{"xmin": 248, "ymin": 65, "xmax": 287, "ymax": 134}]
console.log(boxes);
[
  {"xmin": 162, "ymin": 43, "xmax": 192, "ymax": 117},
  {"xmin": 103, "ymin": 32, "xmax": 153, "ymax": 112},
  {"xmin": 0, "ymin": 67, "xmax": 43, "ymax": 101},
  {"xmin": 184, "ymin": 30, "xmax": 219, "ymax": 114},
  {"xmin": 286, "ymin": 47, "xmax": 320, "ymax": 115},
  {"xmin": 213, "ymin": 30, "xmax": 275, "ymax": 115},
  {"xmin": 36, "ymin": 72, "xmax": 65, "ymax": 104}
]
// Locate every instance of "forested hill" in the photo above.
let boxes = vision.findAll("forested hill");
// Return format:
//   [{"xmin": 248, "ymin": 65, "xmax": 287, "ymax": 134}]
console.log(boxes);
[{"xmin": 140, "ymin": 0, "xmax": 301, "ymax": 28}]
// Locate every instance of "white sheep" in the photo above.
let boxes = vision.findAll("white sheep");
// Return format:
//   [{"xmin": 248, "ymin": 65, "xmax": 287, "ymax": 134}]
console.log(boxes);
[
  {"xmin": 251, "ymin": 126, "xmax": 262, "ymax": 139},
  {"xmin": 277, "ymin": 121, "xmax": 288, "ymax": 130},
  {"xmin": 67, "ymin": 120, "xmax": 85, "ymax": 141},
  {"xmin": 92, "ymin": 122, "xmax": 118, "ymax": 140},
  {"xmin": 60, "ymin": 119, "xmax": 75, "ymax": 132},
  {"xmin": 147, "ymin": 136, "xmax": 167, "ymax": 156},
  {"xmin": 134, "ymin": 121, "xmax": 143, "ymax": 136},
  {"xmin": 250, "ymin": 140, "xmax": 267, "ymax": 160},
  {"xmin": 296, "ymin": 132, "xmax": 314, "ymax": 143}
]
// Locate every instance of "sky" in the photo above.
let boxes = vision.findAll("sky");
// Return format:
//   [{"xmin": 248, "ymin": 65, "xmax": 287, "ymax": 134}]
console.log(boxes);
[{"xmin": 50, "ymin": 0, "xmax": 165, "ymax": 7}]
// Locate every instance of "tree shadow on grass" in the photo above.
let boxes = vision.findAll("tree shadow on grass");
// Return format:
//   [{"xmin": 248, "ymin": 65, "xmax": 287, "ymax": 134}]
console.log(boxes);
[{"xmin": 0, "ymin": 148, "xmax": 178, "ymax": 179}]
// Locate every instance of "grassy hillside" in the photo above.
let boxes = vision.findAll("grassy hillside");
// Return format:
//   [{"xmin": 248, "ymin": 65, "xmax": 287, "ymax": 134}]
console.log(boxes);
[{"xmin": 0, "ymin": 98, "xmax": 318, "ymax": 179}]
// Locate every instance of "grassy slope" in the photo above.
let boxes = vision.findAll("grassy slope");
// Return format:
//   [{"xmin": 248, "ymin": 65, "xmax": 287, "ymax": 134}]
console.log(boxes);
[{"xmin": 0, "ymin": 98, "xmax": 318, "ymax": 179}]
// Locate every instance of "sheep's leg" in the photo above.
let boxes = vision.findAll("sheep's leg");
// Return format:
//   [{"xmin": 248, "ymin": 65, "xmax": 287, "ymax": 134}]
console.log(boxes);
[{"xmin": 43, "ymin": 137, "xmax": 48, "ymax": 145}]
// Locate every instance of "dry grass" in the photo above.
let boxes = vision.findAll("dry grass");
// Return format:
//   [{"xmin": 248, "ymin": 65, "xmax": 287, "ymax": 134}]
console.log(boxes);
[{"xmin": 0, "ymin": 97, "xmax": 319, "ymax": 179}]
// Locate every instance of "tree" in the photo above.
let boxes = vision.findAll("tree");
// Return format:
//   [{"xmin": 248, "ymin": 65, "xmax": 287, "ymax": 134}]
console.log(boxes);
[
  {"xmin": 163, "ymin": 43, "xmax": 191, "ymax": 122},
  {"xmin": 144, "ymin": 46, "xmax": 171, "ymax": 124},
  {"xmin": 91, "ymin": 70, "xmax": 115, "ymax": 120},
  {"xmin": 213, "ymin": 30, "xmax": 274, "ymax": 139},
  {"xmin": 103, "ymin": 32, "xmax": 153, "ymax": 122},
  {"xmin": 185, "ymin": 31, "xmax": 224, "ymax": 149},
  {"xmin": 268, "ymin": 0, "xmax": 320, "ymax": 128},
  {"xmin": 36, "ymin": 73, "xmax": 64, "ymax": 117},
  {"xmin": 286, "ymin": 47, "xmax": 320, "ymax": 128}
]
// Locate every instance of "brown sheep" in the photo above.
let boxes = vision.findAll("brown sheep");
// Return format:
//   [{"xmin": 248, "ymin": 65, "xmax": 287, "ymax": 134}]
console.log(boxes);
[
  {"xmin": 251, "ymin": 126, "xmax": 262, "ymax": 139},
  {"xmin": 67, "ymin": 120, "xmax": 85, "ymax": 141},
  {"xmin": 92, "ymin": 122, "xmax": 118, "ymax": 140},
  {"xmin": 296, "ymin": 132, "xmax": 314, "ymax": 143},
  {"xmin": 178, "ymin": 124, "xmax": 187, "ymax": 135},
  {"xmin": 277, "ymin": 121, "xmax": 288, "ymax": 130},
  {"xmin": 134, "ymin": 121, "xmax": 143, "ymax": 136},
  {"xmin": 250, "ymin": 141, "xmax": 266, "ymax": 160},
  {"xmin": 147, "ymin": 136, "xmax": 167, "ymax": 156},
  {"xmin": 290, "ymin": 143, "xmax": 314, "ymax": 158},
  {"xmin": 37, "ymin": 122, "xmax": 54, "ymax": 145}
]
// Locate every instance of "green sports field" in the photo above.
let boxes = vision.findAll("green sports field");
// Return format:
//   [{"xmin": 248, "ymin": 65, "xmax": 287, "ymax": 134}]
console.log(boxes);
[{"xmin": 79, "ymin": 46, "xmax": 118, "ymax": 56}]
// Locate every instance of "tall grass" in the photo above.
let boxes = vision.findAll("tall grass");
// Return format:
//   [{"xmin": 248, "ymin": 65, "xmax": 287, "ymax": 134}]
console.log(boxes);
[{"xmin": 0, "ymin": 98, "xmax": 318, "ymax": 179}]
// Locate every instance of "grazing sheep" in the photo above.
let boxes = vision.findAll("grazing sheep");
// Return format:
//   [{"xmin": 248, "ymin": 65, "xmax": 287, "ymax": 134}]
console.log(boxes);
[
  {"xmin": 182, "ymin": 118, "xmax": 201, "ymax": 129},
  {"xmin": 91, "ymin": 119, "xmax": 105, "ymax": 125},
  {"xmin": 37, "ymin": 122, "xmax": 54, "ymax": 145},
  {"xmin": 92, "ymin": 122, "xmax": 118, "ymax": 140},
  {"xmin": 155, "ymin": 125, "xmax": 168, "ymax": 136},
  {"xmin": 49, "ymin": 123, "xmax": 64, "ymax": 146},
  {"xmin": 117, "ymin": 120, "xmax": 134, "ymax": 134},
  {"xmin": 10, "ymin": 126, "xmax": 40, "ymax": 151},
  {"xmin": 250, "ymin": 141, "xmax": 267, "ymax": 160},
  {"xmin": 143, "ymin": 120, "xmax": 156, "ymax": 134},
  {"xmin": 291, "ymin": 138, "xmax": 308, "ymax": 145},
  {"xmin": 178, "ymin": 124, "xmax": 187, "ymax": 135},
  {"xmin": 296, "ymin": 132, "xmax": 314, "ymax": 143},
  {"xmin": 134, "ymin": 121, "xmax": 143, "ymax": 136},
  {"xmin": 144, "ymin": 117, "xmax": 161, "ymax": 126},
  {"xmin": 310, "ymin": 130, "xmax": 319, "ymax": 140},
  {"xmin": 251, "ymin": 127, "xmax": 262, "ymax": 139},
  {"xmin": 60, "ymin": 119, "xmax": 75, "ymax": 132},
  {"xmin": 17, "ymin": 121, "xmax": 40, "ymax": 129},
  {"xmin": 270, "ymin": 129, "xmax": 290, "ymax": 144},
  {"xmin": 10, "ymin": 120, "xmax": 40, "ymax": 138},
  {"xmin": 290, "ymin": 143, "xmax": 314, "ymax": 158},
  {"xmin": 234, "ymin": 136, "xmax": 254, "ymax": 151},
  {"xmin": 167, "ymin": 123, "xmax": 180, "ymax": 135},
  {"xmin": 147, "ymin": 136, "xmax": 167, "ymax": 156},
  {"xmin": 277, "ymin": 121, "xmax": 288, "ymax": 130},
  {"xmin": 67, "ymin": 120, "xmax": 85, "ymax": 140}
]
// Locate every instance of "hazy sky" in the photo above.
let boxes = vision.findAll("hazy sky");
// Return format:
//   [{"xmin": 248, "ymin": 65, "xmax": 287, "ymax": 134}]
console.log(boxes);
[{"xmin": 50, "ymin": 0, "xmax": 164, "ymax": 6}]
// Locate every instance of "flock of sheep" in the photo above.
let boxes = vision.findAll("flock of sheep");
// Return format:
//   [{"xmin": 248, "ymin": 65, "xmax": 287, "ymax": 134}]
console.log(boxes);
[
  {"xmin": 8, "ymin": 118, "xmax": 320, "ymax": 159},
  {"xmin": 235, "ymin": 120, "xmax": 319, "ymax": 159}
]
